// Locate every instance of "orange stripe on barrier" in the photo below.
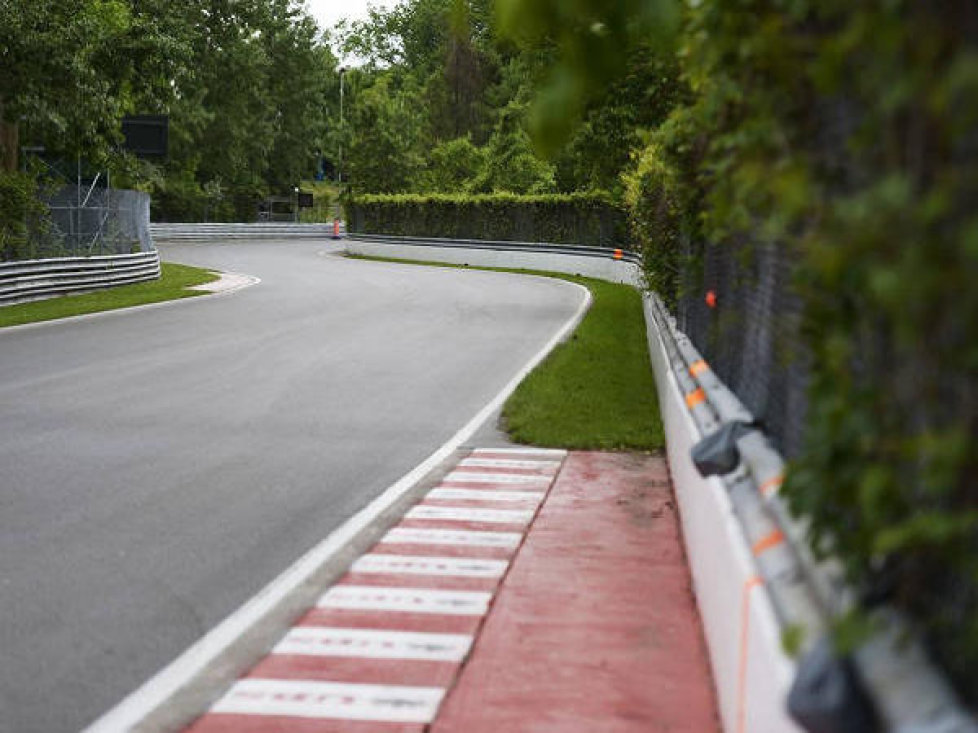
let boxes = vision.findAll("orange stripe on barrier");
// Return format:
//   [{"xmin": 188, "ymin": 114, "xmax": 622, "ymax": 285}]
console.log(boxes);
[
  {"xmin": 613, "ymin": 248, "xmax": 623, "ymax": 260},
  {"xmin": 689, "ymin": 359, "xmax": 709, "ymax": 376},
  {"xmin": 751, "ymin": 529, "xmax": 785, "ymax": 557},
  {"xmin": 758, "ymin": 475, "xmax": 784, "ymax": 498},
  {"xmin": 685, "ymin": 388, "xmax": 706, "ymax": 409},
  {"xmin": 736, "ymin": 575, "xmax": 764, "ymax": 733}
]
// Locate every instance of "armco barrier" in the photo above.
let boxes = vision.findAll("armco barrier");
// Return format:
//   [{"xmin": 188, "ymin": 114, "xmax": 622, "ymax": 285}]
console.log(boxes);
[
  {"xmin": 345, "ymin": 234, "xmax": 643, "ymax": 287},
  {"xmin": 150, "ymin": 222, "xmax": 342, "ymax": 241},
  {"xmin": 0, "ymin": 251, "xmax": 162, "ymax": 306}
]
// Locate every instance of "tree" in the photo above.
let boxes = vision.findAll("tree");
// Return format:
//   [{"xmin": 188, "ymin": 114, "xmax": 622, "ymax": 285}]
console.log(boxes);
[
  {"xmin": 345, "ymin": 74, "xmax": 426, "ymax": 193},
  {"xmin": 421, "ymin": 136, "xmax": 486, "ymax": 192},
  {"xmin": 262, "ymin": 2, "xmax": 336, "ymax": 190},
  {"xmin": 475, "ymin": 99, "xmax": 555, "ymax": 194},
  {"xmin": 0, "ymin": 0, "xmax": 137, "ymax": 170}
]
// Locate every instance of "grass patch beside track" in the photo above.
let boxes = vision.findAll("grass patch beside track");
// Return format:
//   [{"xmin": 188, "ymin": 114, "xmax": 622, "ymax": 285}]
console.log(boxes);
[
  {"xmin": 346, "ymin": 254, "xmax": 664, "ymax": 451},
  {"xmin": 0, "ymin": 262, "xmax": 220, "ymax": 329}
]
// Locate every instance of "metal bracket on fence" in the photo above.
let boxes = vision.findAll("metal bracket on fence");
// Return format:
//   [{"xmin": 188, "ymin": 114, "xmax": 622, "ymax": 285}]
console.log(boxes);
[
  {"xmin": 690, "ymin": 420, "xmax": 758, "ymax": 477},
  {"xmin": 788, "ymin": 636, "xmax": 878, "ymax": 733}
]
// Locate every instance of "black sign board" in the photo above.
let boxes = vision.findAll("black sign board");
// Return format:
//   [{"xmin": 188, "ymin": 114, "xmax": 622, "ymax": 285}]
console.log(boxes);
[
  {"xmin": 121, "ymin": 115, "xmax": 169, "ymax": 158},
  {"xmin": 298, "ymin": 192, "xmax": 314, "ymax": 208}
]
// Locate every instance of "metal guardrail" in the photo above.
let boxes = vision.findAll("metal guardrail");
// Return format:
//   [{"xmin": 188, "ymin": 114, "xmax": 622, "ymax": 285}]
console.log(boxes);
[
  {"xmin": 150, "ymin": 223, "xmax": 342, "ymax": 241},
  {"xmin": 348, "ymin": 233, "xmax": 642, "ymax": 264},
  {"xmin": 0, "ymin": 251, "xmax": 161, "ymax": 306},
  {"xmin": 645, "ymin": 291, "xmax": 977, "ymax": 733}
]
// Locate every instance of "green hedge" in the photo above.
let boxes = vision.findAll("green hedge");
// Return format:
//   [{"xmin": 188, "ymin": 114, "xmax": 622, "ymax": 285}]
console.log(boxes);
[{"xmin": 347, "ymin": 192, "xmax": 629, "ymax": 247}]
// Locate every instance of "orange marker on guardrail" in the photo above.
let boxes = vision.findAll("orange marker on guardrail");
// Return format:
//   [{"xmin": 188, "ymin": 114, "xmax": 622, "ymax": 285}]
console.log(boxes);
[
  {"xmin": 758, "ymin": 475, "xmax": 784, "ymax": 498},
  {"xmin": 751, "ymin": 529, "xmax": 785, "ymax": 557},
  {"xmin": 332, "ymin": 218, "xmax": 341, "ymax": 239},
  {"xmin": 613, "ymin": 248, "xmax": 623, "ymax": 260},
  {"xmin": 685, "ymin": 388, "xmax": 707, "ymax": 409}
]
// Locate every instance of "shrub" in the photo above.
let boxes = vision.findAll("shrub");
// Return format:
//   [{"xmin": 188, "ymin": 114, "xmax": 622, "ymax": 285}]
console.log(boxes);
[
  {"xmin": 622, "ymin": 2, "xmax": 978, "ymax": 703},
  {"xmin": 347, "ymin": 192, "xmax": 628, "ymax": 247},
  {"xmin": 0, "ymin": 172, "xmax": 51, "ymax": 262}
]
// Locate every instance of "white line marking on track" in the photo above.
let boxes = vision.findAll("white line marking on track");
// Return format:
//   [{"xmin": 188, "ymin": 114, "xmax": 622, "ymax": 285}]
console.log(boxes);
[
  {"xmin": 81, "ymin": 281, "xmax": 590, "ymax": 733},
  {"xmin": 428, "ymin": 487, "xmax": 545, "ymax": 503},
  {"xmin": 471, "ymin": 447, "xmax": 567, "ymax": 456},
  {"xmin": 459, "ymin": 458, "xmax": 562, "ymax": 470},
  {"xmin": 352, "ymin": 553, "xmax": 508, "ymax": 578},
  {"xmin": 211, "ymin": 679, "xmax": 445, "ymax": 723},
  {"xmin": 381, "ymin": 527, "xmax": 523, "ymax": 548},
  {"xmin": 273, "ymin": 627, "xmax": 473, "ymax": 662},
  {"xmin": 407, "ymin": 506, "xmax": 535, "ymax": 524},
  {"xmin": 318, "ymin": 586, "xmax": 492, "ymax": 615},
  {"xmin": 444, "ymin": 471, "xmax": 551, "ymax": 484}
]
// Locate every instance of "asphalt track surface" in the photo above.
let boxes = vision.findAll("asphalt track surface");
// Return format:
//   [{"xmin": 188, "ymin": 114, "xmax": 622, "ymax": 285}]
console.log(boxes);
[{"xmin": 0, "ymin": 240, "xmax": 584, "ymax": 733}]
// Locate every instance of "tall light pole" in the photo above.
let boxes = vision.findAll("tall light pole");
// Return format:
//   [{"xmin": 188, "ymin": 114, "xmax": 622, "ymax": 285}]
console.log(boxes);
[{"xmin": 337, "ymin": 66, "xmax": 347, "ymax": 185}]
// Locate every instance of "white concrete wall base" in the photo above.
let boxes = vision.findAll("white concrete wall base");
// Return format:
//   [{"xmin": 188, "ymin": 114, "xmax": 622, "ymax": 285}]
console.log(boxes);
[{"xmin": 345, "ymin": 239, "xmax": 643, "ymax": 287}]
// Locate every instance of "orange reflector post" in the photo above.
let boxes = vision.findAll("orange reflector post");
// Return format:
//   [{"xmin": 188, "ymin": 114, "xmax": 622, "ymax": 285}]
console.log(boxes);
[
  {"xmin": 689, "ymin": 360, "xmax": 709, "ymax": 376},
  {"xmin": 613, "ymin": 248, "xmax": 623, "ymax": 260}
]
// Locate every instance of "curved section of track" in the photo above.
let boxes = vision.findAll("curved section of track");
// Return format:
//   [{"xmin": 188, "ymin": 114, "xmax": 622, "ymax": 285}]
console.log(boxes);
[{"xmin": 0, "ymin": 240, "xmax": 584, "ymax": 733}]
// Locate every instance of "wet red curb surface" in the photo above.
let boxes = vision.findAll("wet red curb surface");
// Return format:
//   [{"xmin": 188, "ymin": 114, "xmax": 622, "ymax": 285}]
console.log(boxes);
[
  {"xmin": 432, "ymin": 451, "xmax": 721, "ymax": 733},
  {"xmin": 181, "ymin": 449, "xmax": 719, "ymax": 732}
]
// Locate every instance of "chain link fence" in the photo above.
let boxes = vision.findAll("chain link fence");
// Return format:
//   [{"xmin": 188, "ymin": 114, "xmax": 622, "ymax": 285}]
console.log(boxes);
[
  {"xmin": 42, "ymin": 185, "xmax": 153, "ymax": 258},
  {"xmin": 675, "ymin": 235, "xmax": 810, "ymax": 459}
]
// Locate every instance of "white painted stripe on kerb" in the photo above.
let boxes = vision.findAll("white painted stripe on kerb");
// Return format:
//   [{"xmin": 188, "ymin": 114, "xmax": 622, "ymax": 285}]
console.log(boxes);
[
  {"xmin": 382, "ymin": 527, "xmax": 523, "ymax": 548},
  {"xmin": 273, "ymin": 627, "xmax": 473, "ymax": 662},
  {"xmin": 459, "ymin": 458, "xmax": 562, "ymax": 470},
  {"xmin": 318, "ymin": 586, "xmax": 492, "ymax": 615},
  {"xmin": 211, "ymin": 679, "xmax": 445, "ymax": 723},
  {"xmin": 428, "ymin": 487, "xmax": 545, "ymax": 503},
  {"xmin": 471, "ymin": 447, "xmax": 567, "ymax": 456},
  {"xmin": 444, "ymin": 472, "xmax": 551, "ymax": 485},
  {"xmin": 352, "ymin": 554, "xmax": 508, "ymax": 578},
  {"xmin": 407, "ymin": 506, "xmax": 535, "ymax": 524}
]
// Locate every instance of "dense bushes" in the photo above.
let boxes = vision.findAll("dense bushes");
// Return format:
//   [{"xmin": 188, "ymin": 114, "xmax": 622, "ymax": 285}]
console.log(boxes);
[
  {"xmin": 0, "ymin": 172, "xmax": 51, "ymax": 262},
  {"xmin": 148, "ymin": 176, "xmax": 265, "ymax": 223},
  {"xmin": 619, "ymin": 2, "xmax": 978, "ymax": 703},
  {"xmin": 347, "ymin": 192, "xmax": 628, "ymax": 247}
]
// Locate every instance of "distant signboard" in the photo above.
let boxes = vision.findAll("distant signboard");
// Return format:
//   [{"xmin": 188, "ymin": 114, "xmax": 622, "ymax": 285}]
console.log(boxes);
[
  {"xmin": 121, "ymin": 115, "xmax": 169, "ymax": 158},
  {"xmin": 298, "ymin": 192, "xmax": 314, "ymax": 208}
]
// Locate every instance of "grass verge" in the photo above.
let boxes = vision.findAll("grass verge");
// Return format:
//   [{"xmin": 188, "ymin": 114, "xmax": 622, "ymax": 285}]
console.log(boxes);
[
  {"xmin": 0, "ymin": 262, "xmax": 220, "ymax": 329},
  {"xmin": 346, "ymin": 254, "xmax": 664, "ymax": 451}
]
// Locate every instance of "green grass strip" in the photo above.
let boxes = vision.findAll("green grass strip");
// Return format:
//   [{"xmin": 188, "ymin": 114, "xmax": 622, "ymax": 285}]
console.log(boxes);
[
  {"xmin": 347, "ymin": 254, "xmax": 664, "ymax": 451},
  {"xmin": 0, "ymin": 262, "xmax": 220, "ymax": 329}
]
